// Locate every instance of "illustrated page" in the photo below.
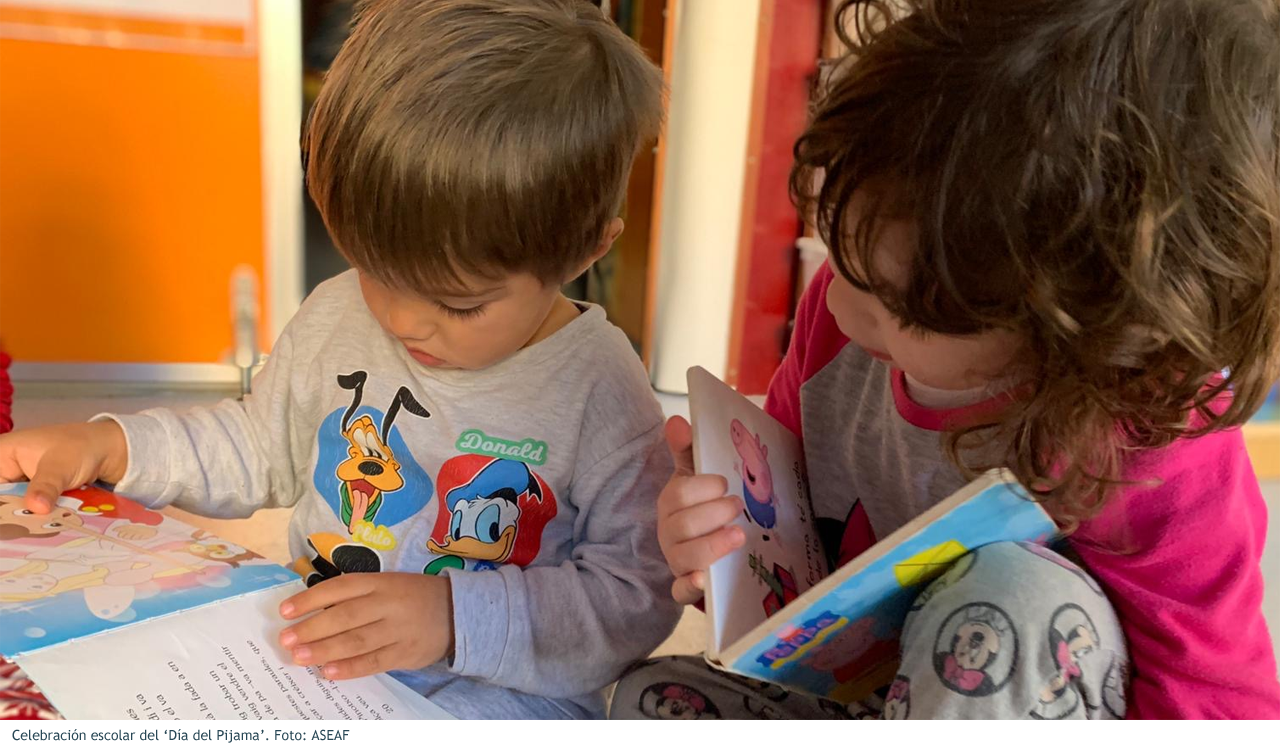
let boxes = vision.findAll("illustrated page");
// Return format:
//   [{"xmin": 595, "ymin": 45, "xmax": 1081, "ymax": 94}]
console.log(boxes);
[
  {"xmin": 688, "ymin": 367, "xmax": 827, "ymax": 653},
  {"xmin": 0, "ymin": 482, "xmax": 293, "ymax": 657}
]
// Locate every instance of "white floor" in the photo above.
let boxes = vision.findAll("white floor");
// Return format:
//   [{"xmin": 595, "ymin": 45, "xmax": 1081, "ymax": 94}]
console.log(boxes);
[{"xmin": 9, "ymin": 382, "xmax": 1278, "ymax": 665}]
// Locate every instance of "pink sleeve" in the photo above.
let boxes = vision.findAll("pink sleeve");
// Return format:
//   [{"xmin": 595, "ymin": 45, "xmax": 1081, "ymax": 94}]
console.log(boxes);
[
  {"xmin": 764, "ymin": 264, "xmax": 849, "ymax": 437},
  {"xmin": 1074, "ymin": 428, "xmax": 1280, "ymax": 718}
]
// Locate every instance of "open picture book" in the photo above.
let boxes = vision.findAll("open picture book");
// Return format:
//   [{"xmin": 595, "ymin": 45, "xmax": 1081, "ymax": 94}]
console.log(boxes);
[
  {"xmin": 687, "ymin": 367, "xmax": 1057, "ymax": 702},
  {"xmin": 0, "ymin": 482, "xmax": 452, "ymax": 720}
]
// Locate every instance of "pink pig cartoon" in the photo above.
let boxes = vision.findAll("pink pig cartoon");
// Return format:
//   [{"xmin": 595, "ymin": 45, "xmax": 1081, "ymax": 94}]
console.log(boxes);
[{"xmin": 730, "ymin": 419, "xmax": 777, "ymax": 529}]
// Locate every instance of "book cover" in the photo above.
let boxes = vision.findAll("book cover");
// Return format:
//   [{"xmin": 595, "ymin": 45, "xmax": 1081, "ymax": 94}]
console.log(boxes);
[
  {"xmin": 0, "ymin": 482, "xmax": 452, "ymax": 720},
  {"xmin": 0, "ymin": 483, "xmax": 291, "ymax": 656},
  {"xmin": 688, "ymin": 368, "xmax": 1056, "ymax": 702}
]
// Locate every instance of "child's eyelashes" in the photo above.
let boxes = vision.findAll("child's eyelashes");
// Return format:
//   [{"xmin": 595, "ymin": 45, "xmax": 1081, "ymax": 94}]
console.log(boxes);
[{"xmin": 435, "ymin": 301, "xmax": 487, "ymax": 320}]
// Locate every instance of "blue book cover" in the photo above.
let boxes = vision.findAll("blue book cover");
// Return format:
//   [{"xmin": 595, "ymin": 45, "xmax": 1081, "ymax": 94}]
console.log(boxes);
[
  {"xmin": 0, "ymin": 481, "xmax": 297, "ymax": 658},
  {"xmin": 688, "ymin": 367, "xmax": 1056, "ymax": 701}
]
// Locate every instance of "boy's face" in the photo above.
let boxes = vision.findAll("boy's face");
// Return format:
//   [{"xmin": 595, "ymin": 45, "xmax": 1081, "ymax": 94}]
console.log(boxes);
[
  {"xmin": 823, "ymin": 190, "xmax": 1024, "ymax": 391},
  {"xmin": 357, "ymin": 269, "xmax": 563, "ymax": 371}
]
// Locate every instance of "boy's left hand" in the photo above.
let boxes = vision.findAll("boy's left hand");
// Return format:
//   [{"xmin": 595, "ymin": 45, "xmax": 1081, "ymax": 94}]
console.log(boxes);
[{"xmin": 278, "ymin": 573, "xmax": 454, "ymax": 680}]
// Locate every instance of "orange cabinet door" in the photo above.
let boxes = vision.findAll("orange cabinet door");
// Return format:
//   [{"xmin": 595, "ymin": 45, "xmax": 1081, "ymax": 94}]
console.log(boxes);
[{"xmin": 0, "ymin": 1, "xmax": 300, "ymax": 381}]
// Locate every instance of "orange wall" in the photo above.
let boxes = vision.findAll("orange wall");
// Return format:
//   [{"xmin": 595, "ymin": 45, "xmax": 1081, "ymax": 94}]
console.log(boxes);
[{"xmin": 0, "ymin": 23, "xmax": 264, "ymax": 363}]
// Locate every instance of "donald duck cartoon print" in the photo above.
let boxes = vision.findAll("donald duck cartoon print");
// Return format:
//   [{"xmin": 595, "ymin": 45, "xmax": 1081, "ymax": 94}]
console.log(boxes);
[{"xmin": 424, "ymin": 455, "xmax": 557, "ymax": 574}]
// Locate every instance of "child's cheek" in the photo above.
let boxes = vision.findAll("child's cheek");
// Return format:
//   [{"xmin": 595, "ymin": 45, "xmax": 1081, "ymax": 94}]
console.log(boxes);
[{"xmin": 824, "ymin": 279, "xmax": 861, "ymax": 339}]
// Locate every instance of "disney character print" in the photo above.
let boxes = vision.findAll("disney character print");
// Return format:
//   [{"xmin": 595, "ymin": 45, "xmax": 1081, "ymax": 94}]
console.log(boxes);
[
  {"xmin": 1031, "ymin": 603, "xmax": 1100, "ymax": 719},
  {"xmin": 638, "ymin": 682, "xmax": 721, "ymax": 720},
  {"xmin": 881, "ymin": 676, "xmax": 911, "ymax": 719},
  {"xmin": 932, "ymin": 602, "xmax": 1019, "ymax": 697},
  {"xmin": 423, "ymin": 454, "xmax": 557, "ymax": 574},
  {"xmin": 1101, "ymin": 652, "xmax": 1128, "ymax": 719}
]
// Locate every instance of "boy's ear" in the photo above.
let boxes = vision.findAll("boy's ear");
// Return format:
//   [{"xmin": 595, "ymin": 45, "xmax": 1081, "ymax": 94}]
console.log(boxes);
[
  {"xmin": 598, "ymin": 217, "xmax": 625, "ymax": 254},
  {"xmin": 567, "ymin": 218, "xmax": 625, "ymax": 282}
]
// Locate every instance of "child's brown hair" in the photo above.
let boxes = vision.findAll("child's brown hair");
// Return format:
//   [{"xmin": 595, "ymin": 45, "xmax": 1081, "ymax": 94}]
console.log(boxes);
[
  {"xmin": 794, "ymin": 0, "xmax": 1280, "ymax": 524},
  {"xmin": 303, "ymin": 0, "xmax": 663, "ymax": 293}
]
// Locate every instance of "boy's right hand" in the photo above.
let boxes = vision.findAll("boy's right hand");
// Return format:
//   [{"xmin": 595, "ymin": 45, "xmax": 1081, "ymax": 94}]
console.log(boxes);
[
  {"xmin": 657, "ymin": 416, "xmax": 746, "ymax": 605},
  {"xmin": 0, "ymin": 422, "xmax": 129, "ymax": 513}
]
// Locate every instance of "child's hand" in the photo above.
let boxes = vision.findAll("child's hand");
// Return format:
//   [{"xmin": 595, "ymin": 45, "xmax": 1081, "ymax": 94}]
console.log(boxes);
[
  {"xmin": 657, "ymin": 416, "xmax": 746, "ymax": 605},
  {"xmin": 278, "ymin": 573, "xmax": 454, "ymax": 680},
  {"xmin": 0, "ymin": 422, "xmax": 129, "ymax": 513}
]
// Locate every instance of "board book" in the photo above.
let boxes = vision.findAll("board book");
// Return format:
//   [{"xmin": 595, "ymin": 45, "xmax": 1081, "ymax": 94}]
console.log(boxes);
[
  {"xmin": 0, "ymin": 482, "xmax": 452, "ymax": 720},
  {"xmin": 687, "ymin": 366, "xmax": 1056, "ymax": 702}
]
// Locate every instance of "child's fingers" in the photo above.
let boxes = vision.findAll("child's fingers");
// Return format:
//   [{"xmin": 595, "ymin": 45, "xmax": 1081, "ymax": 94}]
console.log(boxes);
[
  {"xmin": 663, "ymin": 496, "xmax": 743, "ymax": 545},
  {"xmin": 289, "ymin": 620, "xmax": 397, "ymax": 672},
  {"xmin": 665, "ymin": 525, "xmax": 746, "ymax": 577},
  {"xmin": 664, "ymin": 416, "xmax": 695, "ymax": 476},
  {"xmin": 671, "ymin": 571, "xmax": 705, "ymax": 605},
  {"xmin": 314, "ymin": 644, "xmax": 402, "ymax": 681},
  {"xmin": 280, "ymin": 597, "xmax": 383, "ymax": 649},
  {"xmin": 657, "ymin": 474, "xmax": 730, "ymax": 518},
  {"xmin": 24, "ymin": 456, "xmax": 76, "ymax": 514},
  {"xmin": 279, "ymin": 573, "xmax": 377, "ymax": 619},
  {"xmin": 22, "ymin": 484, "xmax": 55, "ymax": 514}
]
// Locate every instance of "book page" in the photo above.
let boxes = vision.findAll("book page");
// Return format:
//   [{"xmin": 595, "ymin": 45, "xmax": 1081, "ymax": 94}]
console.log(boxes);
[
  {"xmin": 15, "ymin": 582, "xmax": 454, "ymax": 720},
  {"xmin": 0, "ymin": 482, "xmax": 294, "ymax": 657},
  {"xmin": 687, "ymin": 368, "xmax": 827, "ymax": 655}
]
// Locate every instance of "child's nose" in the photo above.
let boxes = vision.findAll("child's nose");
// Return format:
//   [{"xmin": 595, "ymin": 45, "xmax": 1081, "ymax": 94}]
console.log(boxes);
[{"xmin": 385, "ymin": 305, "xmax": 434, "ymax": 341}]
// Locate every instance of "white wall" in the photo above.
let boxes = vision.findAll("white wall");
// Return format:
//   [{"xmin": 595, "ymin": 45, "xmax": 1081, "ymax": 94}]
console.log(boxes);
[
  {"xmin": 258, "ymin": 0, "xmax": 304, "ymax": 342},
  {"xmin": 649, "ymin": 0, "xmax": 762, "ymax": 393}
]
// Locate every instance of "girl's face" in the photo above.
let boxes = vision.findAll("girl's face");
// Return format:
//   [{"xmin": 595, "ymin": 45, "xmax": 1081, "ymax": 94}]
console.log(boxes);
[{"xmin": 823, "ymin": 194, "xmax": 1025, "ymax": 391}]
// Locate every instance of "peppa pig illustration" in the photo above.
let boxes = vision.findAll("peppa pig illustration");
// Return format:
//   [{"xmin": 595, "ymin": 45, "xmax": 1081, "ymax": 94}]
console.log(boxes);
[{"xmin": 730, "ymin": 419, "xmax": 777, "ymax": 529}]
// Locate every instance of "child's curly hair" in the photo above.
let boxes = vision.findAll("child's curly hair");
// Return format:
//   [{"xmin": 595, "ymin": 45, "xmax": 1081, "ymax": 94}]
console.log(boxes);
[{"xmin": 793, "ymin": 0, "xmax": 1280, "ymax": 526}]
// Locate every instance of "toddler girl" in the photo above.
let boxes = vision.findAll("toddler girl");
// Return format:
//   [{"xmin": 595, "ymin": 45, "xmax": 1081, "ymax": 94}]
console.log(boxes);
[{"xmin": 616, "ymin": 0, "xmax": 1280, "ymax": 719}]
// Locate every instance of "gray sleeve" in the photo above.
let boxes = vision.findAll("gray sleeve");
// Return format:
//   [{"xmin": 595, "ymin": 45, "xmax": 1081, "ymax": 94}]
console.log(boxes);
[
  {"xmin": 443, "ymin": 422, "xmax": 682, "ymax": 697},
  {"xmin": 95, "ymin": 329, "xmax": 309, "ymax": 519}
]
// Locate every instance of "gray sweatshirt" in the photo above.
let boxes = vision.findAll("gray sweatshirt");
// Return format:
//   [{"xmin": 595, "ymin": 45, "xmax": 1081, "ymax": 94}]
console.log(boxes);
[{"xmin": 101, "ymin": 271, "xmax": 681, "ymax": 718}]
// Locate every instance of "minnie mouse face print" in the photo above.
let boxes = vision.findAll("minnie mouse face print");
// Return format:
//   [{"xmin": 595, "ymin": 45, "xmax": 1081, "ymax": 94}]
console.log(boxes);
[
  {"xmin": 932, "ymin": 602, "xmax": 1019, "ymax": 697},
  {"xmin": 1031, "ymin": 603, "xmax": 1101, "ymax": 719}
]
